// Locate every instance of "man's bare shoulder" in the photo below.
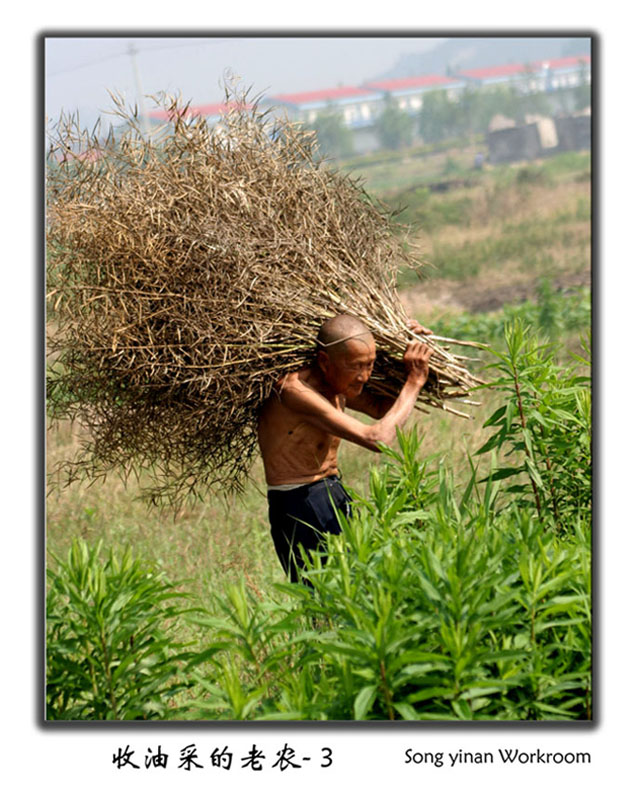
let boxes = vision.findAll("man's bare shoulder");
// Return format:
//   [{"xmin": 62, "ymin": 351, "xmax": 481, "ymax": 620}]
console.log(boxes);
[
  {"xmin": 271, "ymin": 368, "xmax": 346, "ymax": 419},
  {"xmin": 274, "ymin": 368, "xmax": 331, "ymax": 406},
  {"xmin": 275, "ymin": 368, "xmax": 313, "ymax": 391}
]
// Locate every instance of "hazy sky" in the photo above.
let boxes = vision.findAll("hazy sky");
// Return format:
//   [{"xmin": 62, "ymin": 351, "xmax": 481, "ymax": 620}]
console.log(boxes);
[{"xmin": 45, "ymin": 36, "xmax": 446, "ymax": 128}]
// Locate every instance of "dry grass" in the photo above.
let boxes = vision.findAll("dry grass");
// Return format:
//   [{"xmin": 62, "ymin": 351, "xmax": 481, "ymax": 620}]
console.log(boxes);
[
  {"xmin": 46, "ymin": 89, "xmax": 482, "ymax": 507},
  {"xmin": 46, "ymin": 417, "xmax": 276, "ymax": 597},
  {"xmin": 416, "ymin": 179, "xmax": 590, "ymax": 250},
  {"xmin": 46, "ymin": 387, "xmax": 497, "ymax": 601}
]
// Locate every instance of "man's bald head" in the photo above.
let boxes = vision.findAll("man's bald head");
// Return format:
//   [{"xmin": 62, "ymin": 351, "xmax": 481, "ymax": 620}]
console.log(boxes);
[{"xmin": 317, "ymin": 314, "xmax": 374, "ymax": 359}]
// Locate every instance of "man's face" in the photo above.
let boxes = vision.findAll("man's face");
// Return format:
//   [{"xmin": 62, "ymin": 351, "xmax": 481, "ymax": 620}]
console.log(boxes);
[{"xmin": 321, "ymin": 336, "xmax": 376, "ymax": 397}]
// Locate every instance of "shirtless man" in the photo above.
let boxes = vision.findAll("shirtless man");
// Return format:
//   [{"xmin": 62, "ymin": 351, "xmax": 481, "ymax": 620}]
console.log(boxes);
[{"xmin": 257, "ymin": 313, "xmax": 433, "ymax": 582}]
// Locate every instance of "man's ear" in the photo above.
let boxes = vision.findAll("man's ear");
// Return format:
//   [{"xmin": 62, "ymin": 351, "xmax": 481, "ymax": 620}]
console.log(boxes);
[{"xmin": 316, "ymin": 350, "xmax": 330, "ymax": 375}]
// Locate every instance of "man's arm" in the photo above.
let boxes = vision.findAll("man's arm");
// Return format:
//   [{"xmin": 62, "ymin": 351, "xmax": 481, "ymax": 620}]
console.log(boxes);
[
  {"xmin": 346, "ymin": 389, "xmax": 393, "ymax": 419},
  {"xmin": 279, "ymin": 341, "xmax": 433, "ymax": 451}
]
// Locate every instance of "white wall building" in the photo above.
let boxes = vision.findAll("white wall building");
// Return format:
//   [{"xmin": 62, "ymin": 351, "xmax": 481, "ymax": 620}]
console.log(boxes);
[
  {"xmin": 262, "ymin": 85, "xmax": 385, "ymax": 129},
  {"xmin": 145, "ymin": 53, "xmax": 591, "ymax": 156},
  {"xmin": 363, "ymin": 73, "xmax": 465, "ymax": 115},
  {"xmin": 457, "ymin": 55, "xmax": 591, "ymax": 95}
]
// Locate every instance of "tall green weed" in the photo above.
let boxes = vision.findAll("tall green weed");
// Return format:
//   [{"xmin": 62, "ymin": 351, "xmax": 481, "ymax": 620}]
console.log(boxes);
[
  {"xmin": 46, "ymin": 539, "xmax": 193, "ymax": 719},
  {"xmin": 477, "ymin": 321, "xmax": 591, "ymax": 527},
  {"xmin": 188, "ymin": 439, "xmax": 590, "ymax": 720}
]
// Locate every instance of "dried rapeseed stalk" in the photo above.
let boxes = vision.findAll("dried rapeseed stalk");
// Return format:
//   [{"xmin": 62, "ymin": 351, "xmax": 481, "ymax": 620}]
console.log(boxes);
[{"xmin": 46, "ymin": 88, "xmax": 484, "ymax": 506}]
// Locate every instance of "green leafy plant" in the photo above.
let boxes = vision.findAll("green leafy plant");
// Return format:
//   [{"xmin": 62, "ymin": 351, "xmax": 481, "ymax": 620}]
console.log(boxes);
[
  {"xmin": 188, "ymin": 413, "xmax": 590, "ymax": 720},
  {"xmin": 477, "ymin": 321, "xmax": 591, "ymax": 527},
  {"xmin": 46, "ymin": 539, "xmax": 192, "ymax": 719}
]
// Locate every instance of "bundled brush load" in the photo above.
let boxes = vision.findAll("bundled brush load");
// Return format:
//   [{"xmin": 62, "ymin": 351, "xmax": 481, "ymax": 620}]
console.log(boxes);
[{"xmin": 46, "ymin": 89, "xmax": 484, "ymax": 506}]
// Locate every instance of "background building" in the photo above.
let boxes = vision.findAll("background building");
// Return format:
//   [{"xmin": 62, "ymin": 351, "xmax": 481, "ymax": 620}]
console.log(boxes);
[{"xmin": 147, "ymin": 53, "xmax": 591, "ymax": 158}]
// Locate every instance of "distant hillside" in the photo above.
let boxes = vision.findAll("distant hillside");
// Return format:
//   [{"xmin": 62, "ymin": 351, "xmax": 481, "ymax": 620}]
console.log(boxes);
[{"xmin": 372, "ymin": 36, "xmax": 592, "ymax": 80}]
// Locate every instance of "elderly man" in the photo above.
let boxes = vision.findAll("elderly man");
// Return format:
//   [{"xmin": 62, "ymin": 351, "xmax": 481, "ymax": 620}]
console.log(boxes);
[{"xmin": 257, "ymin": 313, "xmax": 433, "ymax": 582}]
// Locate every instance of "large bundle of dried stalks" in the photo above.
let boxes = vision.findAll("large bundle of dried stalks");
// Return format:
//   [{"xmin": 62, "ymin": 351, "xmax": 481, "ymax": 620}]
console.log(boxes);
[{"xmin": 47, "ymin": 91, "xmax": 483, "ymax": 506}]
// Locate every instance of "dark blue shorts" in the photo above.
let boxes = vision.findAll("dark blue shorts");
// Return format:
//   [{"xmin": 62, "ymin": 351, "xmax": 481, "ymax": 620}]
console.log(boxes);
[{"xmin": 267, "ymin": 476, "xmax": 351, "ymax": 583}]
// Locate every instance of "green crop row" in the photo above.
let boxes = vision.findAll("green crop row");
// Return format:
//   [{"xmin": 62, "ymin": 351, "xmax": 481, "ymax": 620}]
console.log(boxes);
[{"xmin": 430, "ymin": 282, "xmax": 590, "ymax": 346}]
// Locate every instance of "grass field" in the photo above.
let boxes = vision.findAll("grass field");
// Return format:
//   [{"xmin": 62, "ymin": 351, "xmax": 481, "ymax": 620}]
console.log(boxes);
[{"xmin": 46, "ymin": 147, "xmax": 592, "ymax": 720}]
